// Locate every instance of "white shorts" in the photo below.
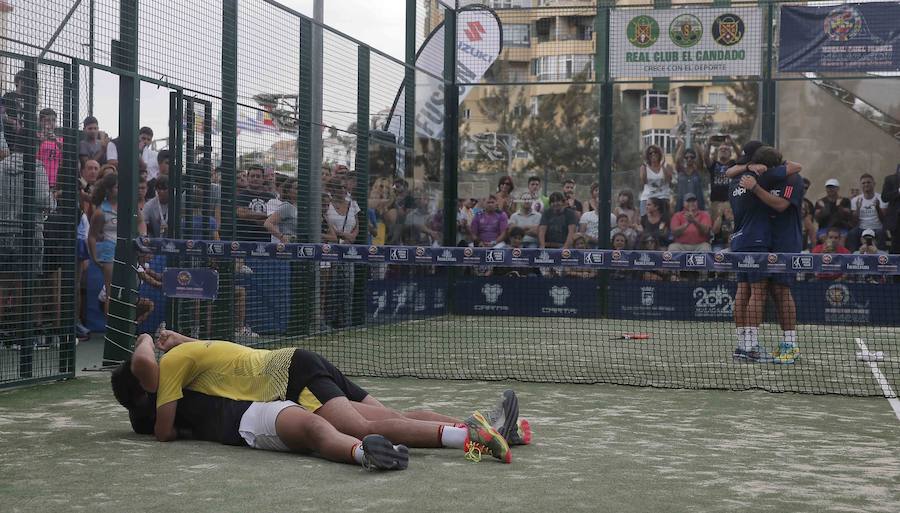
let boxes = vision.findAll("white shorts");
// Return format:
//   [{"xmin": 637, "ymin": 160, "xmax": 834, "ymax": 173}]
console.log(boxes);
[{"xmin": 238, "ymin": 401, "xmax": 298, "ymax": 452}]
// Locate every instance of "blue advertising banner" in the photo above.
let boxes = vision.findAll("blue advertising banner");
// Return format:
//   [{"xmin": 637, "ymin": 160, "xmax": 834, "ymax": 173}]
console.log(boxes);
[
  {"xmin": 136, "ymin": 239, "xmax": 900, "ymax": 275},
  {"xmin": 779, "ymin": 3, "xmax": 900, "ymax": 72},
  {"xmin": 367, "ymin": 276, "xmax": 449, "ymax": 325},
  {"xmin": 453, "ymin": 277, "xmax": 601, "ymax": 318},
  {"xmin": 162, "ymin": 268, "xmax": 219, "ymax": 299}
]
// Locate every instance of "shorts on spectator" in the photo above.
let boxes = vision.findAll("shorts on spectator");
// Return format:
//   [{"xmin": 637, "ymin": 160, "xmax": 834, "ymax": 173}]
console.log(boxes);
[
  {"xmin": 768, "ymin": 273, "xmax": 795, "ymax": 286},
  {"xmin": 77, "ymin": 239, "xmax": 90, "ymax": 262},
  {"xmin": 737, "ymin": 271, "xmax": 768, "ymax": 284},
  {"xmin": 96, "ymin": 240, "xmax": 115, "ymax": 263},
  {"xmin": 238, "ymin": 401, "xmax": 297, "ymax": 452}
]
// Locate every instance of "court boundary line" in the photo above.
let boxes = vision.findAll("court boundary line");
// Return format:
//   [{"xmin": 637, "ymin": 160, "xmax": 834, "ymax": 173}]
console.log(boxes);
[{"xmin": 854, "ymin": 337, "xmax": 900, "ymax": 423}]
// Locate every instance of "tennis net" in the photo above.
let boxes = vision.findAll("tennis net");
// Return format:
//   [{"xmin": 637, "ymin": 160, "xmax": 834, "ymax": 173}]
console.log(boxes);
[{"xmin": 136, "ymin": 238, "xmax": 900, "ymax": 396}]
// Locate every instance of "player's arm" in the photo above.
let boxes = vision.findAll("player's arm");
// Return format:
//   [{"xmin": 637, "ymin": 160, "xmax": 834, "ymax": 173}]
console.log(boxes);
[
  {"xmin": 784, "ymin": 160, "xmax": 802, "ymax": 175},
  {"xmin": 724, "ymin": 163, "xmax": 750, "ymax": 178},
  {"xmin": 740, "ymin": 175, "xmax": 790, "ymax": 212},
  {"xmin": 131, "ymin": 334, "xmax": 159, "ymax": 392},
  {"xmin": 154, "ymin": 401, "xmax": 178, "ymax": 442}
]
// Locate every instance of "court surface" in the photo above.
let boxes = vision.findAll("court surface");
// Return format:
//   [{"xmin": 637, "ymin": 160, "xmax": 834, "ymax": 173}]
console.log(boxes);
[
  {"xmin": 301, "ymin": 316, "xmax": 900, "ymax": 396},
  {"xmin": 2, "ymin": 373, "xmax": 899, "ymax": 513}
]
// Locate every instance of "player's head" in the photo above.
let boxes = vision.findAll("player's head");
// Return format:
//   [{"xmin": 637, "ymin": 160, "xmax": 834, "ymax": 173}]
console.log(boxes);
[
  {"xmin": 110, "ymin": 357, "xmax": 156, "ymax": 435},
  {"xmin": 750, "ymin": 146, "xmax": 783, "ymax": 169},
  {"xmin": 736, "ymin": 140, "xmax": 764, "ymax": 165}
]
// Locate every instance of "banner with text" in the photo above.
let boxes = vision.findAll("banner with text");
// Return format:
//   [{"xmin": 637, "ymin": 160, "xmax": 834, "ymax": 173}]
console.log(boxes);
[
  {"xmin": 778, "ymin": 3, "xmax": 900, "ymax": 73},
  {"xmin": 611, "ymin": 7, "xmax": 763, "ymax": 78}
]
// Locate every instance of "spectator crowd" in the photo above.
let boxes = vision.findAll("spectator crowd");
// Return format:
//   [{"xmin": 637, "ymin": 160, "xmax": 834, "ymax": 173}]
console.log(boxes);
[{"xmin": 2, "ymin": 63, "xmax": 899, "ymax": 344}]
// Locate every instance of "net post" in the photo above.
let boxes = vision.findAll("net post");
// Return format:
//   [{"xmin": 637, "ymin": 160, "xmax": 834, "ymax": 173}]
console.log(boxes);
[
  {"xmin": 214, "ymin": 0, "xmax": 238, "ymax": 340},
  {"xmin": 102, "ymin": 0, "xmax": 140, "ymax": 365},
  {"xmin": 596, "ymin": 0, "xmax": 614, "ymax": 316},
  {"xmin": 294, "ymin": 17, "xmax": 317, "ymax": 336},
  {"xmin": 352, "ymin": 45, "xmax": 370, "ymax": 327},
  {"xmin": 442, "ymin": 6, "xmax": 459, "ymax": 314},
  {"xmin": 761, "ymin": 0, "xmax": 777, "ymax": 145},
  {"xmin": 404, "ymin": 0, "xmax": 416, "ymax": 178}
]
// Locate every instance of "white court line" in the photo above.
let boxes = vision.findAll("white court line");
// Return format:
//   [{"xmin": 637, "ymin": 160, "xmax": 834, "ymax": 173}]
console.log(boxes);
[{"xmin": 855, "ymin": 337, "xmax": 900, "ymax": 423}]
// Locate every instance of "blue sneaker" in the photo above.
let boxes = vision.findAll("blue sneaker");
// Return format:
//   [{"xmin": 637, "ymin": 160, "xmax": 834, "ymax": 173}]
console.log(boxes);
[{"xmin": 773, "ymin": 342, "xmax": 800, "ymax": 365}]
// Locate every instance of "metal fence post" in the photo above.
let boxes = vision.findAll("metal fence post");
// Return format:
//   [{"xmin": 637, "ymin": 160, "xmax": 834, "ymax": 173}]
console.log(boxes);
[
  {"xmin": 351, "ymin": 46, "xmax": 370, "ymax": 326},
  {"xmin": 294, "ymin": 17, "xmax": 316, "ymax": 335},
  {"xmin": 596, "ymin": 1, "xmax": 614, "ymax": 317}
]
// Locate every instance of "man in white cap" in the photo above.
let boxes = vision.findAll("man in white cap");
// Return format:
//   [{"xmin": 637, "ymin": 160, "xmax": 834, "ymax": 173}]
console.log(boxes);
[{"xmin": 814, "ymin": 178, "xmax": 852, "ymax": 243}]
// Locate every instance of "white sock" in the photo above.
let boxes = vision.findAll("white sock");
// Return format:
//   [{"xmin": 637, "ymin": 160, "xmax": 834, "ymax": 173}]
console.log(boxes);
[
  {"xmin": 735, "ymin": 328, "xmax": 744, "ymax": 346},
  {"xmin": 440, "ymin": 426, "xmax": 468, "ymax": 449},
  {"xmin": 784, "ymin": 330, "xmax": 797, "ymax": 345},
  {"xmin": 747, "ymin": 327, "xmax": 759, "ymax": 348},
  {"xmin": 352, "ymin": 444, "xmax": 365, "ymax": 465}
]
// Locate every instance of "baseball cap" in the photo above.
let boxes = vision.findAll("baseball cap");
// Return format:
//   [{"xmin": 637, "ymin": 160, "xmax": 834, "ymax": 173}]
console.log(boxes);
[
  {"xmin": 825, "ymin": 178, "xmax": 840, "ymax": 188},
  {"xmin": 861, "ymin": 228, "xmax": 876, "ymax": 239},
  {"xmin": 683, "ymin": 193, "xmax": 698, "ymax": 201},
  {"xmin": 735, "ymin": 140, "xmax": 764, "ymax": 165}
]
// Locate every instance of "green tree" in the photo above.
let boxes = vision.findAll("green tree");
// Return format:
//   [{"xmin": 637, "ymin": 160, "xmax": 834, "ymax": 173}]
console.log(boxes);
[{"xmin": 722, "ymin": 82, "xmax": 759, "ymax": 143}]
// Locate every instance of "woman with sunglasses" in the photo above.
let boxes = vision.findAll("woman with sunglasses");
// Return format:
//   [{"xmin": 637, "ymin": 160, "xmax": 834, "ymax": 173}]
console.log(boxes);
[{"xmin": 495, "ymin": 175, "xmax": 516, "ymax": 217}]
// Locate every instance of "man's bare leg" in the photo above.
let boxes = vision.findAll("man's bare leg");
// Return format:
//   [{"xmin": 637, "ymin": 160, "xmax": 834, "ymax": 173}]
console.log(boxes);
[{"xmin": 274, "ymin": 406, "xmax": 361, "ymax": 463}]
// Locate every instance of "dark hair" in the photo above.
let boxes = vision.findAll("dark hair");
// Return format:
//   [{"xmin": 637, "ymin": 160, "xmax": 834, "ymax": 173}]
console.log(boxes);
[
  {"xmin": 528, "ymin": 176, "xmax": 541, "ymax": 184},
  {"xmin": 827, "ymin": 226, "xmax": 842, "ymax": 236},
  {"xmin": 564, "ymin": 179, "xmax": 576, "ymax": 186},
  {"xmin": 39, "ymin": 108, "xmax": 56, "ymax": 119},
  {"xmin": 508, "ymin": 226, "xmax": 525, "ymax": 239},
  {"xmin": 155, "ymin": 174, "xmax": 169, "ymax": 190},
  {"xmin": 487, "ymin": 194, "xmax": 498, "ymax": 201},
  {"xmin": 157, "ymin": 149, "xmax": 170, "ymax": 165},
  {"xmin": 750, "ymin": 146, "xmax": 783, "ymax": 168},
  {"xmin": 684, "ymin": 148, "xmax": 697, "ymax": 157},
  {"xmin": 618, "ymin": 189, "xmax": 635, "ymax": 207},
  {"xmin": 14, "ymin": 69, "xmax": 32, "ymax": 86},
  {"xmin": 497, "ymin": 176, "xmax": 515, "ymax": 192},
  {"xmin": 860, "ymin": 173, "xmax": 874, "ymax": 181},
  {"xmin": 549, "ymin": 191, "xmax": 565, "ymax": 204},
  {"xmin": 83, "ymin": 115, "xmax": 98, "ymax": 127},
  {"xmin": 248, "ymin": 163, "xmax": 265, "ymax": 173},
  {"xmin": 110, "ymin": 358, "xmax": 156, "ymax": 435},
  {"xmin": 644, "ymin": 145, "xmax": 663, "ymax": 162},
  {"xmin": 616, "ymin": 213, "xmax": 629, "ymax": 221},
  {"xmin": 139, "ymin": 126, "xmax": 153, "ymax": 137},
  {"xmin": 92, "ymin": 172, "xmax": 118, "ymax": 206}
]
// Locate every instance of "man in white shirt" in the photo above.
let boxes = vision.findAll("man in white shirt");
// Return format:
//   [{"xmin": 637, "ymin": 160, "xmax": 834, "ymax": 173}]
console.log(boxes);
[
  {"xmin": 107, "ymin": 126, "xmax": 159, "ymax": 180},
  {"xmin": 848, "ymin": 173, "xmax": 887, "ymax": 251},
  {"xmin": 507, "ymin": 199, "xmax": 542, "ymax": 248}
]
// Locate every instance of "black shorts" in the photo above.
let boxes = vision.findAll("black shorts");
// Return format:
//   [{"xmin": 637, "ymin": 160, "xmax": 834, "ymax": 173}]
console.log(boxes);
[{"xmin": 285, "ymin": 349, "xmax": 368, "ymax": 412}]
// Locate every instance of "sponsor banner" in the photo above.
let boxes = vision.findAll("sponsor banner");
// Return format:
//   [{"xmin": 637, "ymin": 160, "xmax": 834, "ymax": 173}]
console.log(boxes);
[
  {"xmin": 611, "ymin": 7, "xmax": 763, "ymax": 78},
  {"xmin": 779, "ymin": 3, "xmax": 900, "ymax": 73},
  {"xmin": 162, "ymin": 268, "xmax": 219, "ymax": 299},
  {"xmin": 367, "ymin": 277, "xmax": 448, "ymax": 325},
  {"xmin": 136, "ymin": 241, "xmax": 900, "ymax": 274},
  {"xmin": 454, "ymin": 277, "xmax": 601, "ymax": 318},
  {"xmin": 610, "ymin": 280, "xmax": 900, "ymax": 325},
  {"xmin": 385, "ymin": 6, "xmax": 502, "ymax": 142}
]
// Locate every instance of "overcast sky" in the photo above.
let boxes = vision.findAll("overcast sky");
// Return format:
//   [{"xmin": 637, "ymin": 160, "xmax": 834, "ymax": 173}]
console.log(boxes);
[{"xmin": 94, "ymin": 0, "xmax": 408, "ymax": 145}]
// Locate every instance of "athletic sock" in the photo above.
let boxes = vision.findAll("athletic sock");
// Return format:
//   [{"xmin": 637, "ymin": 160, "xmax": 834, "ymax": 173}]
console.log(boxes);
[
  {"xmin": 740, "ymin": 328, "xmax": 753, "ymax": 350},
  {"xmin": 747, "ymin": 327, "xmax": 759, "ymax": 348},
  {"xmin": 735, "ymin": 328, "xmax": 744, "ymax": 347},
  {"xmin": 784, "ymin": 330, "xmax": 797, "ymax": 345},
  {"xmin": 352, "ymin": 443, "xmax": 365, "ymax": 466},
  {"xmin": 439, "ymin": 426, "xmax": 468, "ymax": 449}
]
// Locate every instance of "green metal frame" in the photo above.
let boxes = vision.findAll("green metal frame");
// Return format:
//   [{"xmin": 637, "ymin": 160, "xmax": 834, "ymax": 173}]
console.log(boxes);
[
  {"xmin": 294, "ymin": 16, "xmax": 316, "ymax": 335},
  {"xmin": 102, "ymin": 0, "xmax": 141, "ymax": 365},
  {"xmin": 351, "ymin": 46, "xmax": 371, "ymax": 327}
]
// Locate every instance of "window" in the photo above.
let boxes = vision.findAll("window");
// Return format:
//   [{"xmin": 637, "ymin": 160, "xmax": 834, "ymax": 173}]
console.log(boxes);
[
  {"xmin": 503, "ymin": 24, "xmax": 530, "ymax": 47},
  {"xmin": 707, "ymin": 92, "xmax": 731, "ymax": 112},
  {"xmin": 641, "ymin": 91, "xmax": 670, "ymax": 115},
  {"xmin": 531, "ymin": 55, "xmax": 593, "ymax": 81},
  {"xmin": 463, "ymin": 108, "xmax": 471, "ymax": 120},
  {"xmin": 488, "ymin": 0, "xmax": 529, "ymax": 8},
  {"xmin": 531, "ymin": 96, "xmax": 541, "ymax": 116},
  {"xmin": 641, "ymin": 129, "xmax": 674, "ymax": 154}
]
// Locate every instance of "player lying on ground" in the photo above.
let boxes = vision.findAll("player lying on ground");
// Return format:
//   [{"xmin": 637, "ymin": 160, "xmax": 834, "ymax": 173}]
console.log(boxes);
[
  {"xmin": 113, "ymin": 331, "xmax": 530, "ymax": 464},
  {"xmin": 114, "ymin": 335, "xmax": 408, "ymax": 470},
  {"xmin": 726, "ymin": 143, "xmax": 804, "ymax": 364}
]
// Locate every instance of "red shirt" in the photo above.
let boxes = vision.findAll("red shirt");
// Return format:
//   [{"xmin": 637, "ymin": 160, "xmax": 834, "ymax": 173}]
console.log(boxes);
[
  {"xmin": 670, "ymin": 209, "xmax": 711, "ymax": 245},
  {"xmin": 811, "ymin": 243, "xmax": 850, "ymax": 280}
]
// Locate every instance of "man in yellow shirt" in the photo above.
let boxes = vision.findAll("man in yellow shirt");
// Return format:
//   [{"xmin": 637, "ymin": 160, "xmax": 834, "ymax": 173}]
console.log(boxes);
[{"xmin": 143, "ymin": 330, "xmax": 522, "ymax": 463}]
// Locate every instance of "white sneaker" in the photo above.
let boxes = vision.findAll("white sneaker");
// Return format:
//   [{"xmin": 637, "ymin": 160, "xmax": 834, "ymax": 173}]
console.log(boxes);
[
  {"xmin": 235, "ymin": 325, "xmax": 259, "ymax": 338},
  {"xmin": 98, "ymin": 286, "xmax": 108, "ymax": 303}
]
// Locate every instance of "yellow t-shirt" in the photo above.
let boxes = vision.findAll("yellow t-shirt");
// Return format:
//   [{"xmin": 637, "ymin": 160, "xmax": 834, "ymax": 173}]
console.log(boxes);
[{"xmin": 156, "ymin": 340, "xmax": 294, "ymax": 407}]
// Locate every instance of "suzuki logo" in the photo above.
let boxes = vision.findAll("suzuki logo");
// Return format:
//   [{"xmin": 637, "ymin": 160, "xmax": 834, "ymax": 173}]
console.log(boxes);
[{"xmin": 464, "ymin": 21, "xmax": 485, "ymax": 42}]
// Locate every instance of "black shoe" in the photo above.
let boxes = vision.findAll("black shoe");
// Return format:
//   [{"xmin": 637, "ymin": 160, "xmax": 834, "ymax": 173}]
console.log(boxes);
[{"xmin": 361, "ymin": 435, "xmax": 408, "ymax": 471}]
